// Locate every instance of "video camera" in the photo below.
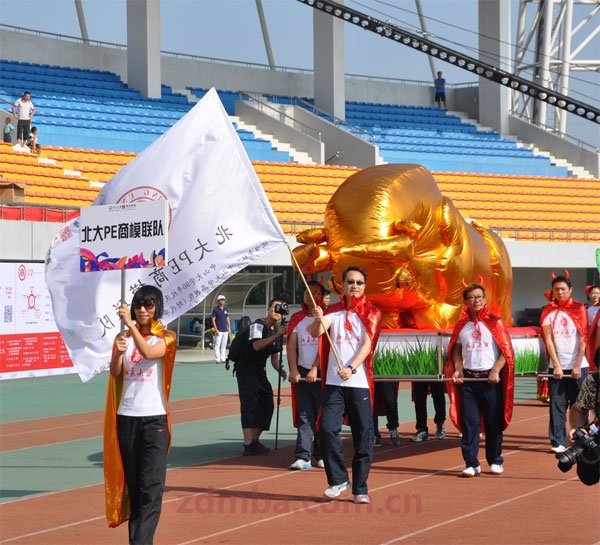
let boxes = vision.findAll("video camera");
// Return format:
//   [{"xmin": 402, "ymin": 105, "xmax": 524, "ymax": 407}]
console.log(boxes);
[
  {"xmin": 273, "ymin": 302, "xmax": 289, "ymax": 317},
  {"xmin": 555, "ymin": 422, "xmax": 600, "ymax": 474}
]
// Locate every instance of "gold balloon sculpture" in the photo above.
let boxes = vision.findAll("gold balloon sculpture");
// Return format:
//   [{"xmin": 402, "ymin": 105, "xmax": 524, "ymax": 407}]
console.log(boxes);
[{"xmin": 293, "ymin": 164, "xmax": 512, "ymax": 329}]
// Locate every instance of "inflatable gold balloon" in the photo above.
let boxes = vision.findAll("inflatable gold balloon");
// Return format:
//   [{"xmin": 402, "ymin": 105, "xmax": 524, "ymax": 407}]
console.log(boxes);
[{"xmin": 293, "ymin": 164, "xmax": 512, "ymax": 329}]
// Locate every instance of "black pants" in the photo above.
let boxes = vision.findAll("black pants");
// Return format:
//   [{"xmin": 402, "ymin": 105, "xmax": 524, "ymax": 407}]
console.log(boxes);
[
  {"xmin": 373, "ymin": 381, "xmax": 399, "ymax": 438},
  {"xmin": 320, "ymin": 385, "xmax": 373, "ymax": 495},
  {"xmin": 117, "ymin": 414, "xmax": 169, "ymax": 545},
  {"xmin": 548, "ymin": 369, "xmax": 588, "ymax": 448},
  {"xmin": 236, "ymin": 372, "xmax": 274, "ymax": 430},
  {"xmin": 16, "ymin": 119, "xmax": 30, "ymax": 142},
  {"xmin": 459, "ymin": 381, "xmax": 504, "ymax": 467},
  {"xmin": 412, "ymin": 381, "xmax": 446, "ymax": 431}
]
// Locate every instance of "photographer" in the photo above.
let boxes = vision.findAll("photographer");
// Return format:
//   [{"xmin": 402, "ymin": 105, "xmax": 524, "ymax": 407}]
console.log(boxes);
[
  {"xmin": 236, "ymin": 298, "xmax": 287, "ymax": 456},
  {"xmin": 567, "ymin": 370, "xmax": 600, "ymax": 485}
]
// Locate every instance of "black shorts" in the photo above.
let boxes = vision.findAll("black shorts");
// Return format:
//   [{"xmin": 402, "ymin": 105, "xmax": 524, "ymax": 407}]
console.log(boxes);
[
  {"xmin": 237, "ymin": 373, "xmax": 274, "ymax": 430},
  {"xmin": 435, "ymin": 93, "xmax": 446, "ymax": 102}
]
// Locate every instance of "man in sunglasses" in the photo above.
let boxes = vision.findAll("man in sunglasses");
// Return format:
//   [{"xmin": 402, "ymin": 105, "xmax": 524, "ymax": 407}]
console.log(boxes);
[
  {"xmin": 311, "ymin": 266, "xmax": 382, "ymax": 504},
  {"xmin": 444, "ymin": 283, "xmax": 514, "ymax": 478}
]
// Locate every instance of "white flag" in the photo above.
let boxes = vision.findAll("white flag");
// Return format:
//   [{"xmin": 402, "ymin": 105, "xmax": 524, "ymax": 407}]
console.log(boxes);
[{"xmin": 46, "ymin": 88, "xmax": 287, "ymax": 382}]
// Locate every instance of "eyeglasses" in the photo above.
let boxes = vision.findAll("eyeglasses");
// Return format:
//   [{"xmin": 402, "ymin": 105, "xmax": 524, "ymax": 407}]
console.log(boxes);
[
  {"xmin": 133, "ymin": 302, "xmax": 155, "ymax": 310},
  {"xmin": 465, "ymin": 295, "xmax": 484, "ymax": 301},
  {"xmin": 345, "ymin": 280, "xmax": 365, "ymax": 286}
]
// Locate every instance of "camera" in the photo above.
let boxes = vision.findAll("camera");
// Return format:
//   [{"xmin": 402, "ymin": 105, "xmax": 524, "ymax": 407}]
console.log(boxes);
[
  {"xmin": 555, "ymin": 423, "xmax": 600, "ymax": 473},
  {"xmin": 273, "ymin": 302, "xmax": 289, "ymax": 317}
]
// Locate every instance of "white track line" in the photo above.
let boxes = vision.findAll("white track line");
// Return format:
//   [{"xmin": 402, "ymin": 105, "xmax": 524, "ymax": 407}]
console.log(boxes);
[
  {"xmin": 0, "ymin": 401, "xmax": 240, "ymax": 439},
  {"xmin": 377, "ymin": 478, "xmax": 577, "ymax": 545},
  {"xmin": 0, "ymin": 413, "xmax": 549, "ymax": 544}
]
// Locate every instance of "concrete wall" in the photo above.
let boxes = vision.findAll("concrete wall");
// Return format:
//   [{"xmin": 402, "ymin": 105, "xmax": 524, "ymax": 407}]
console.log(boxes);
[
  {"xmin": 235, "ymin": 100, "xmax": 324, "ymax": 163},
  {"xmin": 0, "ymin": 28, "xmax": 470, "ymax": 108},
  {"xmin": 509, "ymin": 115, "xmax": 600, "ymax": 178},
  {"xmin": 290, "ymin": 105, "xmax": 379, "ymax": 167}
]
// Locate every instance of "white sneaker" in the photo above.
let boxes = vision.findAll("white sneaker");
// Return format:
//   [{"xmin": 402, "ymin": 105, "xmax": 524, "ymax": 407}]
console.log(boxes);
[
  {"xmin": 461, "ymin": 466, "xmax": 481, "ymax": 478},
  {"xmin": 316, "ymin": 459, "xmax": 325, "ymax": 468},
  {"xmin": 289, "ymin": 459, "xmax": 312, "ymax": 470},
  {"xmin": 354, "ymin": 494, "xmax": 370, "ymax": 504},
  {"xmin": 490, "ymin": 464, "xmax": 504, "ymax": 475},
  {"xmin": 550, "ymin": 445, "xmax": 567, "ymax": 454},
  {"xmin": 324, "ymin": 480, "xmax": 351, "ymax": 498}
]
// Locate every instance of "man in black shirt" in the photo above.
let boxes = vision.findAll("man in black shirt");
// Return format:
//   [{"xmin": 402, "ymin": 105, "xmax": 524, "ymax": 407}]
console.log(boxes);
[{"xmin": 237, "ymin": 298, "xmax": 288, "ymax": 455}]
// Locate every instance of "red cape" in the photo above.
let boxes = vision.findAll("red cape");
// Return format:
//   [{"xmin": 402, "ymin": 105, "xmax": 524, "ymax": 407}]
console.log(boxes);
[
  {"xmin": 318, "ymin": 296, "xmax": 383, "ymax": 421},
  {"xmin": 588, "ymin": 310, "xmax": 599, "ymax": 371},
  {"xmin": 286, "ymin": 307, "xmax": 316, "ymax": 428},
  {"xmin": 540, "ymin": 298, "xmax": 590, "ymax": 369},
  {"xmin": 443, "ymin": 306, "xmax": 515, "ymax": 432},
  {"xmin": 103, "ymin": 321, "xmax": 176, "ymax": 528}
]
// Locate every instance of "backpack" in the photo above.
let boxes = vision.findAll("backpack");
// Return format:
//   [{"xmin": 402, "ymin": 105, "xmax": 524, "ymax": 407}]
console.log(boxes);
[{"xmin": 225, "ymin": 320, "xmax": 251, "ymax": 374}]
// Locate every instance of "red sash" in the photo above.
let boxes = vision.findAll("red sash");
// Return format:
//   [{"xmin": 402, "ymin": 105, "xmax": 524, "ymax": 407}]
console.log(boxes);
[
  {"xmin": 318, "ymin": 296, "xmax": 382, "ymax": 424},
  {"xmin": 540, "ymin": 298, "xmax": 590, "ymax": 368},
  {"xmin": 443, "ymin": 306, "xmax": 514, "ymax": 432}
]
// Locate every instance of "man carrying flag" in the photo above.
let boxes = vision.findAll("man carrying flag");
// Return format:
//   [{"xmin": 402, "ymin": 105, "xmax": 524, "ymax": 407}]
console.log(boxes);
[
  {"xmin": 444, "ymin": 283, "xmax": 514, "ymax": 477},
  {"xmin": 45, "ymin": 89, "xmax": 288, "ymax": 530},
  {"xmin": 311, "ymin": 266, "xmax": 382, "ymax": 504}
]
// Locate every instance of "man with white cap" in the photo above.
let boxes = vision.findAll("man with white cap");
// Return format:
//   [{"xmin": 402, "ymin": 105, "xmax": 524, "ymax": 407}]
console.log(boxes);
[{"xmin": 211, "ymin": 295, "xmax": 232, "ymax": 363}]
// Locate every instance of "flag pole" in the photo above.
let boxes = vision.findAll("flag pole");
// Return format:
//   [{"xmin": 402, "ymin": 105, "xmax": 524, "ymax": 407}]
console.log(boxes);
[
  {"xmin": 287, "ymin": 245, "xmax": 343, "ymax": 371},
  {"xmin": 120, "ymin": 269, "xmax": 126, "ymax": 334}
]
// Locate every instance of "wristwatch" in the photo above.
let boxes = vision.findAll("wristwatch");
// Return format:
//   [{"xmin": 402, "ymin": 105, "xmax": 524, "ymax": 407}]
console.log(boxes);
[{"xmin": 350, "ymin": 366, "xmax": 357, "ymax": 374}]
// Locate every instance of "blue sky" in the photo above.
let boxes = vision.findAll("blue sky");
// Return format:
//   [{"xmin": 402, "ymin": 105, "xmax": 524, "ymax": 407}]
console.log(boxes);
[{"xmin": 0, "ymin": 0, "xmax": 597, "ymax": 143}]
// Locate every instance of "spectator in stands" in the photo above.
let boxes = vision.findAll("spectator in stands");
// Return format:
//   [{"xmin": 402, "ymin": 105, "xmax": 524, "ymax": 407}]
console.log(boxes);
[
  {"xmin": 434, "ymin": 72, "xmax": 447, "ymax": 110},
  {"xmin": 3, "ymin": 117, "xmax": 14, "ymax": 143},
  {"xmin": 287, "ymin": 281, "xmax": 325, "ymax": 470},
  {"xmin": 541, "ymin": 274, "xmax": 590, "ymax": 453},
  {"xmin": 211, "ymin": 294, "xmax": 232, "ymax": 364},
  {"xmin": 236, "ymin": 299, "xmax": 287, "ymax": 456},
  {"xmin": 373, "ymin": 382, "xmax": 400, "ymax": 446},
  {"xmin": 410, "ymin": 381, "xmax": 447, "ymax": 442},
  {"xmin": 26, "ymin": 126, "xmax": 41, "ymax": 155},
  {"xmin": 311, "ymin": 266, "xmax": 383, "ymax": 504},
  {"xmin": 12, "ymin": 91, "xmax": 35, "ymax": 147}
]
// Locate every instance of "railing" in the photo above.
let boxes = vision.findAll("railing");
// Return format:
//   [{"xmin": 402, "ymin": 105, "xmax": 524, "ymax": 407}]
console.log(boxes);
[
  {"xmin": 240, "ymin": 93, "xmax": 322, "ymax": 141},
  {"xmin": 509, "ymin": 109, "xmax": 599, "ymax": 152},
  {"xmin": 491, "ymin": 226, "xmax": 600, "ymax": 243},
  {"xmin": 1, "ymin": 203, "xmax": 598, "ymax": 242},
  {"xmin": 1, "ymin": 23, "xmax": 471, "ymax": 87},
  {"xmin": 0, "ymin": 202, "xmax": 80, "ymax": 223},
  {"xmin": 272, "ymin": 96, "xmax": 376, "ymax": 144}
]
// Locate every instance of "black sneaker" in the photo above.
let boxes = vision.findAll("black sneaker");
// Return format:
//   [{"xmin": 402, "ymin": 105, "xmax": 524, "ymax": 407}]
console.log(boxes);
[
  {"xmin": 242, "ymin": 440, "xmax": 271, "ymax": 456},
  {"xmin": 373, "ymin": 435, "xmax": 382, "ymax": 447}
]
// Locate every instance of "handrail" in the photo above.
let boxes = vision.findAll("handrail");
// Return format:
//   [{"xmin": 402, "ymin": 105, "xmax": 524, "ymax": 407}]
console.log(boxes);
[
  {"xmin": 277, "ymin": 96, "xmax": 376, "ymax": 143},
  {"xmin": 1, "ymin": 23, "xmax": 466, "ymax": 86},
  {"xmin": 240, "ymin": 93, "xmax": 322, "ymax": 141},
  {"xmin": 509, "ymin": 109, "xmax": 599, "ymax": 152}
]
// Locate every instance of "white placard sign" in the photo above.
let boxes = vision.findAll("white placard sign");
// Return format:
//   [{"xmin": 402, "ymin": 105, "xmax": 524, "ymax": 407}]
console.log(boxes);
[{"xmin": 79, "ymin": 200, "xmax": 168, "ymax": 272}]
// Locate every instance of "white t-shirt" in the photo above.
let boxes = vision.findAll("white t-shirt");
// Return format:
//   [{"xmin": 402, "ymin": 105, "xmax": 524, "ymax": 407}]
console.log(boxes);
[
  {"xmin": 14, "ymin": 98, "xmax": 34, "ymax": 120},
  {"xmin": 293, "ymin": 315, "xmax": 319, "ymax": 370},
  {"xmin": 326, "ymin": 309, "xmax": 369, "ymax": 389},
  {"xmin": 457, "ymin": 321, "xmax": 500, "ymax": 371},
  {"xmin": 542, "ymin": 310, "xmax": 589, "ymax": 370},
  {"xmin": 587, "ymin": 306, "xmax": 599, "ymax": 325},
  {"xmin": 117, "ymin": 335, "xmax": 167, "ymax": 416}
]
